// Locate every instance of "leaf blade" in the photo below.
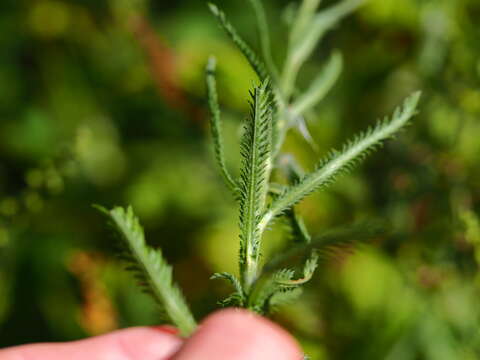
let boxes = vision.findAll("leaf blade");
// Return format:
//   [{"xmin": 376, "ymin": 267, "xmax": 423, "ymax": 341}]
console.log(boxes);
[
  {"xmin": 238, "ymin": 81, "xmax": 274, "ymax": 291},
  {"xmin": 261, "ymin": 91, "xmax": 421, "ymax": 227},
  {"xmin": 290, "ymin": 0, "xmax": 323, "ymax": 45},
  {"xmin": 292, "ymin": 0, "xmax": 364, "ymax": 68},
  {"xmin": 208, "ymin": 3, "xmax": 269, "ymax": 81},
  {"xmin": 282, "ymin": 0, "xmax": 364, "ymax": 97},
  {"xmin": 101, "ymin": 205, "xmax": 197, "ymax": 336},
  {"xmin": 211, "ymin": 272, "xmax": 245, "ymax": 307},
  {"xmin": 292, "ymin": 51, "xmax": 343, "ymax": 114},
  {"xmin": 205, "ymin": 56, "xmax": 238, "ymax": 194}
]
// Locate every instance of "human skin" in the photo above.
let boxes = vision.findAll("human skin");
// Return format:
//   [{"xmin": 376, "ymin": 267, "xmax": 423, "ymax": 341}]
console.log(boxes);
[{"xmin": 0, "ymin": 308, "xmax": 303, "ymax": 360}]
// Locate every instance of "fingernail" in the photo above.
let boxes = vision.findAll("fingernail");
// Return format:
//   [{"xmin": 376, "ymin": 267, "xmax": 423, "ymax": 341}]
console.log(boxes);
[{"xmin": 151, "ymin": 325, "xmax": 179, "ymax": 336}]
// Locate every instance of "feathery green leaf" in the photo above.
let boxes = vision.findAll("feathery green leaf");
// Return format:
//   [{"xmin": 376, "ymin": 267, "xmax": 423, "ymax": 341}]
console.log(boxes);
[
  {"xmin": 276, "ymin": 252, "xmax": 319, "ymax": 285},
  {"xmin": 292, "ymin": 51, "xmax": 343, "ymax": 114},
  {"xmin": 238, "ymin": 80, "xmax": 274, "ymax": 291},
  {"xmin": 211, "ymin": 272, "xmax": 245, "ymax": 306},
  {"xmin": 260, "ymin": 91, "xmax": 421, "ymax": 227},
  {"xmin": 211, "ymin": 272, "xmax": 243, "ymax": 294},
  {"xmin": 205, "ymin": 56, "xmax": 238, "ymax": 194},
  {"xmin": 208, "ymin": 3, "xmax": 269, "ymax": 81},
  {"xmin": 292, "ymin": 0, "xmax": 364, "ymax": 64},
  {"xmin": 98, "ymin": 205, "xmax": 197, "ymax": 336},
  {"xmin": 248, "ymin": 250, "xmax": 320, "ymax": 313},
  {"xmin": 282, "ymin": 0, "xmax": 364, "ymax": 97},
  {"xmin": 247, "ymin": 268, "xmax": 297, "ymax": 314},
  {"xmin": 290, "ymin": 0, "xmax": 322, "ymax": 45},
  {"xmin": 217, "ymin": 293, "xmax": 245, "ymax": 308}
]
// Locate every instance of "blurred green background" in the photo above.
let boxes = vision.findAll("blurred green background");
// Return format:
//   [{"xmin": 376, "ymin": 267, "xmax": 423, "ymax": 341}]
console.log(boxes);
[{"xmin": 0, "ymin": 0, "xmax": 479, "ymax": 358}]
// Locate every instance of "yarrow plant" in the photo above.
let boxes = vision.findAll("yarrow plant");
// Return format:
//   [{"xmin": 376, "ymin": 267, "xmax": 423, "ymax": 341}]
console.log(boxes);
[{"xmin": 98, "ymin": 0, "xmax": 421, "ymax": 341}]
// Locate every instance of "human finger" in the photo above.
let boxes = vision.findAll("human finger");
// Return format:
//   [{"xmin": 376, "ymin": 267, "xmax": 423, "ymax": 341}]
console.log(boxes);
[
  {"xmin": 0, "ymin": 326, "xmax": 183, "ymax": 360},
  {"xmin": 172, "ymin": 308, "xmax": 303, "ymax": 360}
]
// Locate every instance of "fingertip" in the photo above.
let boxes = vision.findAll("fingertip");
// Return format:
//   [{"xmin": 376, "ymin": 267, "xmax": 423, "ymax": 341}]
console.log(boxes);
[
  {"xmin": 0, "ymin": 326, "xmax": 183, "ymax": 360},
  {"xmin": 113, "ymin": 326, "xmax": 183, "ymax": 359},
  {"xmin": 172, "ymin": 308, "xmax": 303, "ymax": 360}
]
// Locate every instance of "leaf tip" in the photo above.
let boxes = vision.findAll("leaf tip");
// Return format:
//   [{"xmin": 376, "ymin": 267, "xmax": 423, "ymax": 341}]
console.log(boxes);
[
  {"xmin": 404, "ymin": 90, "xmax": 422, "ymax": 107},
  {"xmin": 405, "ymin": 90, "xmax": 422, "ymax": 117},
  {"xmin": 207, "ymin": 2, "xmax": 219, "ymax": 15},
  {"xmin": 411, "ymin": 90, "xmax": 422, "ymax": 103}
]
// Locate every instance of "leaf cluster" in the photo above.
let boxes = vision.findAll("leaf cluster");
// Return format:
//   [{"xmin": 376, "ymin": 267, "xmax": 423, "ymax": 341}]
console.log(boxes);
[
  {"xmin": 205, "ymin": 0, "xmax": 420, "ymax": 314},
  {"xmin": 96, "ymin": 0, "xmax": 422, "ymax": 341}
]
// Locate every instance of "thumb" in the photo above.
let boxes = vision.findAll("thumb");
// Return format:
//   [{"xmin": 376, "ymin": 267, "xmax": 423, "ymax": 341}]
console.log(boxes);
[{"xmin": 171, "ymin": 308, "xmax": 303, "ymax": 360}]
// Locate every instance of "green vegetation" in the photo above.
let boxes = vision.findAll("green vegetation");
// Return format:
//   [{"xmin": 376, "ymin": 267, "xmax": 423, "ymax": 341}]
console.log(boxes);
[
  {"xmin": 98, "ymin": 1, "xmax": 419, "ymax": 336},
  {"xmin": 1, "ymin": 0, "xmax": 479, "ymax": 358}
]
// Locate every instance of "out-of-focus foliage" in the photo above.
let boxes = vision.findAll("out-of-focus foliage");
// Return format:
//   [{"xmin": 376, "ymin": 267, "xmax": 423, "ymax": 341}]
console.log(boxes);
[{"xmin": 0, "ymin": 0, "xmax": 479, "ymax": 358}]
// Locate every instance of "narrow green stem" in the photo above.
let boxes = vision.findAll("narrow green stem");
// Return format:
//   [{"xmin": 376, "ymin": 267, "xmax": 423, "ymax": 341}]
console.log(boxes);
[{"xmin": 247, "ymin": 0, "xmax": 280, "ymax": 81}]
